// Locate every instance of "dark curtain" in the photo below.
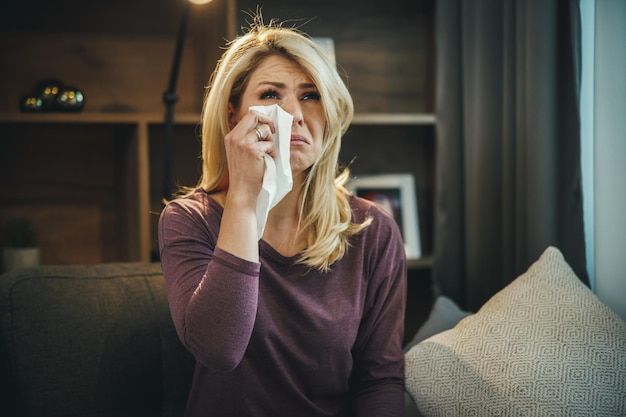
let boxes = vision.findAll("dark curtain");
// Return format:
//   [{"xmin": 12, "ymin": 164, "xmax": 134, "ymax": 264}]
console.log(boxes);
[{"xmin": 433, "ymin": 0, "xmax": 588, "ymax": 312}]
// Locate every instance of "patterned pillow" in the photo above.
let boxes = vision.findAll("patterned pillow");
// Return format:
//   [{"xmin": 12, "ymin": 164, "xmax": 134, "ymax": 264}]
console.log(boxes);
[{"xmin": 405, "ymin": 246, "xmax": 626, "ymax": 417}]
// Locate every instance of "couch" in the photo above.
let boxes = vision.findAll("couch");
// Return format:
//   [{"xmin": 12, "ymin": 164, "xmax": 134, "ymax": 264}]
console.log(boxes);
[
  {"xmin": 4, "ymin": 248, "xmax": 623, "ymax": 417},
  {"xmin": 0, "ymin": 262, "xmax": 195, "ymax": 417},
  {"xmin": 0, "ymin": 262, "xmax": 419, "ymax": 417}
]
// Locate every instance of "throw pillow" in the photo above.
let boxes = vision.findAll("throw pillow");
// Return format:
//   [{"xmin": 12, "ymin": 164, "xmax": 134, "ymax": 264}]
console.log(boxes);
[
  {"xmin": 404, "ymin": 295, "xmax": 472, "ymax": 352},
  {"xmin": 405, "ymin": 246, "xmax": 626, "ymax": 417}
]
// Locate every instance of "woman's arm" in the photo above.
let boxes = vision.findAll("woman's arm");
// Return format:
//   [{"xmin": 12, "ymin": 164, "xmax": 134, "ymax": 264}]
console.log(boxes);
[
  {"xmin": 350, "ymin": 209, "xmax": 407, "ymax": 416},
  {"xmin": 217, "ymin": 108, "xmax": 275, "ymax": 262},
  {"xmin": 158, "ymin": 200, "xmax": 260, "ymax": 371},
  {"xmin": 159, "ymin": 109, "xmax": 276, "ymax": 370}
]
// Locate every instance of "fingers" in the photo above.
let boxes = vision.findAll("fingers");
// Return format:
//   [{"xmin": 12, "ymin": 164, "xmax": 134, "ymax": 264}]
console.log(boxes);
[
  {"xmin": 251, "ymin": 118, "xmax": 273, "ymax": 145},
  {"xmin": 242, "ymin": 110, "xmax": 274, "ymax": 141},
  {"xmin": 242, "ymin": 111, "xmax": 274, "ymax": 156},
  {"xmin": 253, "ymin": 127, "xmax": 263, "ymax": 142},
  {"xmin": 252, "ymin": 123, "xmax": 272, "ymax": 143},
  {"xmin": 256, "ymin": 136, "xmax": 275, "ymax": 158},
  {"xmin": 247, "ymin": 125, "xmax": 274, "ymax": 157},
  {"xmin": 251, "ymin": 125, "xmax": 276, "ymax": 158},
  {"xmin": 223, "ymin": 109, "xmax": 277, "ymax": 187}
]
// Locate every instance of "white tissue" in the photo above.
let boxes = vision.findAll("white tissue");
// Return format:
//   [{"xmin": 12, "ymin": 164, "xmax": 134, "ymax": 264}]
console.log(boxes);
[{"xmin": 249, "ymin": 104, "xmax": 294, "ymax": 239}]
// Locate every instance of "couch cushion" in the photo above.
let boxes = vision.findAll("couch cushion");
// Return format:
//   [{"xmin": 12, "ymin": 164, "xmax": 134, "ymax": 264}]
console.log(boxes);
[
  {"xmin": 0, "ymin": 263, "xmax": 193, "ymax": 417},
  {"xmin": 405, "ymin": 246, "xmax": 626, "ymax": 417}
]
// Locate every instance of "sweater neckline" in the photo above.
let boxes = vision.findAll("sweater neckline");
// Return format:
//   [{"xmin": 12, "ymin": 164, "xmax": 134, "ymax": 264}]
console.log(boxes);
[{"xmin": 202, "ymin": 190, "xmax": 302, "ymax": 266}]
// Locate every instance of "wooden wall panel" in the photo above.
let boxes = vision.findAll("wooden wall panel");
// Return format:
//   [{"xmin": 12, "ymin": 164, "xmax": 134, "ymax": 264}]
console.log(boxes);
[
  {"xmin": 0, "ymin": 205, "xmax": 103, "ymax": 267},
  {"xmin": 0, "ymin": 0, "xmax": 234, "ymax": 115},
  {"xmin": 0, "ymin": 121, "xmax": 138, "ymax": 263},
  {"xmin": 0, "ymin": 34, "xmax": 200, "ymax": 114},
  {"xmin": 235, "ymin": 0, "xmax": 435, "ymax": 113}
]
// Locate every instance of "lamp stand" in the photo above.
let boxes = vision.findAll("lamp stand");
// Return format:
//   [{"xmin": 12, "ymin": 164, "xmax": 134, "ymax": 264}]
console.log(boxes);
[{"xmin": 162, "ymin": 2, "xmax": 192, "ymax": 200}]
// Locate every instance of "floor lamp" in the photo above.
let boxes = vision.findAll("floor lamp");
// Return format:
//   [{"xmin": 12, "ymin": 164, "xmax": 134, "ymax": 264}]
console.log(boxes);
[{"xmin": 163, "ymin": 0, "xmax": 213, "ymax": 200}]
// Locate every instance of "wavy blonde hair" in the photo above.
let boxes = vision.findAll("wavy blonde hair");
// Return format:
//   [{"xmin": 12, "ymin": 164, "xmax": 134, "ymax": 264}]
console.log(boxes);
[{"xmin": 180, "ymin": 15, "xmax": 371, "ymax": 271}]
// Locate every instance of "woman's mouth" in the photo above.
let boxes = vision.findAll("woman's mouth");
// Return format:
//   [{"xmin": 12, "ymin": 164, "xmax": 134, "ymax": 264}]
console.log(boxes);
[{"xmin": 290, "ymin": 134, "xmax": 309, "ymax": 145}]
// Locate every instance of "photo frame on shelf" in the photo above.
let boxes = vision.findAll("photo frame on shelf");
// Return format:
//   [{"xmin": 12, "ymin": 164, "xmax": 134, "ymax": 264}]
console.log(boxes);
[
  {"xmin": 347, "ymin": 173, "xmax": 421, "ymax": 260},
  {"xmin": 312, "ymin": 37, "xmax": 336, "ymax": 66}
]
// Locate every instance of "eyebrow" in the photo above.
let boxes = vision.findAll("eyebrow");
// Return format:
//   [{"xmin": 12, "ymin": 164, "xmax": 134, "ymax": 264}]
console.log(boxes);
[{"xmin": 258, "ymin": 81, "xmax": 317, "ymax": 89}]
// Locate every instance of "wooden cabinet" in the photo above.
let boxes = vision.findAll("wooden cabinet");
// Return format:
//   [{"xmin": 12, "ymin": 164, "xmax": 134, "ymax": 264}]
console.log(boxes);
[
  {"xmin": 0, "ymin": 112, "xmax": 201, "ymax": 265},
  {"xmin": 0, "ymin": 0, "xmax": 234, "ymax": 266},
  {"xmin": 0, "ymin": 0, "xmax": 436, "ymax": 272}
]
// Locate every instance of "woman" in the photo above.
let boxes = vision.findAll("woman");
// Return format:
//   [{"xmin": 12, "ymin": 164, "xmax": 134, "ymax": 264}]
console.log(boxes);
[{"xmin": 158, "ymin": 16, "xmax": 407, "ymax": 417}]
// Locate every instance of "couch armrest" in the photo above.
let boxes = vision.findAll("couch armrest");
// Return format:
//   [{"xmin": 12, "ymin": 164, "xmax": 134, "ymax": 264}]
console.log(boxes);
[{"xmin": 0, "ymin": 263, "xmax": 194, "ymax": 417}]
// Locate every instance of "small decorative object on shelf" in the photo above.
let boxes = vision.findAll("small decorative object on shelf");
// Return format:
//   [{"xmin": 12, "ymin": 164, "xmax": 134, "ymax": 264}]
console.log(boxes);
[
  {"xmin": 2, "ymin": 218, "xmax": 41, "ymax": 272},
  {"xmin": 347, "ymin": 173, "xmax": 422, "ymax": 261},
  {"xmin": 20, "ymin": 78, "xmax": 85, "ymax": 112}
]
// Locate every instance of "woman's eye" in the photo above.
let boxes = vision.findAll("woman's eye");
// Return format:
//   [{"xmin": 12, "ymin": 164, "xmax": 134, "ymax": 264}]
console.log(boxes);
[
  {"xmin": 301, "ymin": 91, "xmax": 320, "ymax": 101},
  {"xmin": 260, "ymin": 89, "xmax": 279, "ymax": 99}
]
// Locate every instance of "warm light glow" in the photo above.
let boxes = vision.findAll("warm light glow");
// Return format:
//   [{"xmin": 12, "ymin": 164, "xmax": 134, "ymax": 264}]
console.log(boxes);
[{"xmin": 188, "ymin": 0, "xmax": 213, "ymax": 4}]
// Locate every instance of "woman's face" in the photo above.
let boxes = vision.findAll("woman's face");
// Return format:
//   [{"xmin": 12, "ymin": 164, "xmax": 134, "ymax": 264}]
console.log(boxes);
[{"xmin": 231, "ymin": 55, "xmax": 326, "ymax": 179}]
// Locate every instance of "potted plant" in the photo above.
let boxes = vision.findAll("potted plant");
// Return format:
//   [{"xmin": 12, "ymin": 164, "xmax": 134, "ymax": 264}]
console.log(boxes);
[{"xmin": 2, "ymin": 218, "xmax": 41, "ymax": 272}]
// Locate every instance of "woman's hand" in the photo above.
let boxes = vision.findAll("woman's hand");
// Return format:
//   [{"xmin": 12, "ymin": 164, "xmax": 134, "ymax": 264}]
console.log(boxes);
[
  {"xmin": 217, "ymin": 109, "xmax": 276, "ymax": 261},
  {"xmin": 223, "ymin": 109, "xmax": 276, "ymax": 205}
]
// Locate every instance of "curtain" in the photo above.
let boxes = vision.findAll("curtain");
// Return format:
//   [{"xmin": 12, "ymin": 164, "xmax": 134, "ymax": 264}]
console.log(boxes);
[{"xmin": 433, "ymin": 0, "xmax": 588, "ymax": 311}]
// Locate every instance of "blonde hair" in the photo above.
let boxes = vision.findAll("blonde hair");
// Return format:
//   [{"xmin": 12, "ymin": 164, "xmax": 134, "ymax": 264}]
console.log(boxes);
[{"xmin": 182, "ymin": 15, "xmax": 371, "ymax": 271}]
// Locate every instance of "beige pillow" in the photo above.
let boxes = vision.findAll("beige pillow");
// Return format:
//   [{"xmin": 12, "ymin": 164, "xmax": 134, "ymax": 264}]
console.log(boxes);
[{"xmin": 405, "ymin": 246, "xmax": 626, "ymax": 417}]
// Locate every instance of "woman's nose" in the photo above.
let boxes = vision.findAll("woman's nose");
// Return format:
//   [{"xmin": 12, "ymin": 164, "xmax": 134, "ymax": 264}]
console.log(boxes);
[{"xmin": 281, "ymin": 97, "xmax": 304, "ymax": 125}]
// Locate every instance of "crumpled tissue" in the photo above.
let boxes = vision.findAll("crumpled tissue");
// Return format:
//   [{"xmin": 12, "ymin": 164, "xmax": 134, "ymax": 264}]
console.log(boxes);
[{"xmin": 249, "ymin": 104, "xmax": 294, "ymax": 239}]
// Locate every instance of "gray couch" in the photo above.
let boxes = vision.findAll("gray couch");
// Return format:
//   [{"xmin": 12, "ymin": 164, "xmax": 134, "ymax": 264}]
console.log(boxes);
[
  {"xmin": 1, "ymin": 263, "xmax": 422, "ymax": 417},
  {"xmin": 0, "ymin": 263, "xmax": 194, "ymax": 417}
]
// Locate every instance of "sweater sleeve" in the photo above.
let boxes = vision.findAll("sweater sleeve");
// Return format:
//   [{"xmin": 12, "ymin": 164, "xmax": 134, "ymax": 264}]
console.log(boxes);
[
  {"xmin": 350, "ymin": 206, "xmax": 407, "ymax": 417},
  {"xmin": 158, "ymin": 199, "xmax": 261, "ymax": 371}
]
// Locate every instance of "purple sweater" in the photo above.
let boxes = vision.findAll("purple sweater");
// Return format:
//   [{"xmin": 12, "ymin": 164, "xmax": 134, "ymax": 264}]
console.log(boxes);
[{"xmin": 158, "ymin": 189, "xmax": 406, "ymax": 416}]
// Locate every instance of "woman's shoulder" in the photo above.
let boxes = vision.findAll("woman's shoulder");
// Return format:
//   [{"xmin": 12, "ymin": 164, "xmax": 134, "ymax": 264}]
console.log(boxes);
[
  {"xmin": 159, "ymin": 188, "xmax": 223, "ymax": 243},
  {"xmin": 348, "ymin": 193, "xmax": 397, "ymax": 228},
  {"xmin": 345, "ymin": 193, "xmax": 406, "ymax": 270},
  {"xmin": 162, "ymin": 188, "xmax": 223, "ymax": 220}
]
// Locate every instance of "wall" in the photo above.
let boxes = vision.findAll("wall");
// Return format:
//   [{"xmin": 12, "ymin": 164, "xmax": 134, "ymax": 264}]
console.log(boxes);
[{"xmin": 0, "ymin": 0, "xmax": 233, "ymax": 114}]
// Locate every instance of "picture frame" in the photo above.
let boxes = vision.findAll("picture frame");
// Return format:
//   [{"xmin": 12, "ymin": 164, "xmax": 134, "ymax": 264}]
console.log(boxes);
[
  {"xmin": 347, "ymin": 173, "xmax": 422, "ymax": 260},
  {"xmin": 312, "ymin": 37, "xmax": 336, "ymax": 66}
]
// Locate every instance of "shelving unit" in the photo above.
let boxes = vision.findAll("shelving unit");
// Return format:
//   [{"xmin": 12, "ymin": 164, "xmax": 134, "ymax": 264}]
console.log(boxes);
[
  {"xmin": 344, "ymin": 117, "xmax": 436, "ymax": 264},
  {"xmin": 0, "ymin": 0, "xmax": 233, "ymax": 267},
  {"xmin": 0, "ymin": 112, "xmax": 201, "ymax": 265},
  {"xmin": 0, "ymin": 0, "xmax": 436, "ymax": 279},
  {"xmin": 352, "ymin": 113, "xmax": 436, "ymax": 125},
  {"xmin": 0, "ymin": 110, "xmax": 435, "ymax": 269}
]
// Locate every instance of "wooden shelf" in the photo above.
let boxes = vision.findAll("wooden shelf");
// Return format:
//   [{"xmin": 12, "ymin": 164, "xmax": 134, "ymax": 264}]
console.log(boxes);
[
  {"xmin": 0, "ymin": 111, "xmax": 205, "ymax": 266},
  {"xmin": 408, "ymin": 256, "xmax": 434, "ymax": 270},
  {"xmin": 1, "ymin": 112, "xmax": 434, "ymax": 126},
  {"xmin": 1, "ymin": 109, "xmax": 436, "ymax": 265},
  {"xmin": 0, "ymin": 112, "xmax": 201, "ymax": 125},
  {"xmin": 352, "ymin": 113, "xmax": 436, "ymax": 125}
]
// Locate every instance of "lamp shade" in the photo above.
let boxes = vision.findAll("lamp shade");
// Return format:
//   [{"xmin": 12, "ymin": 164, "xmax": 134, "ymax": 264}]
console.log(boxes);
[{"xmin": 188, "ymin": 0, "xmax": 213, "ymax": 4}]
